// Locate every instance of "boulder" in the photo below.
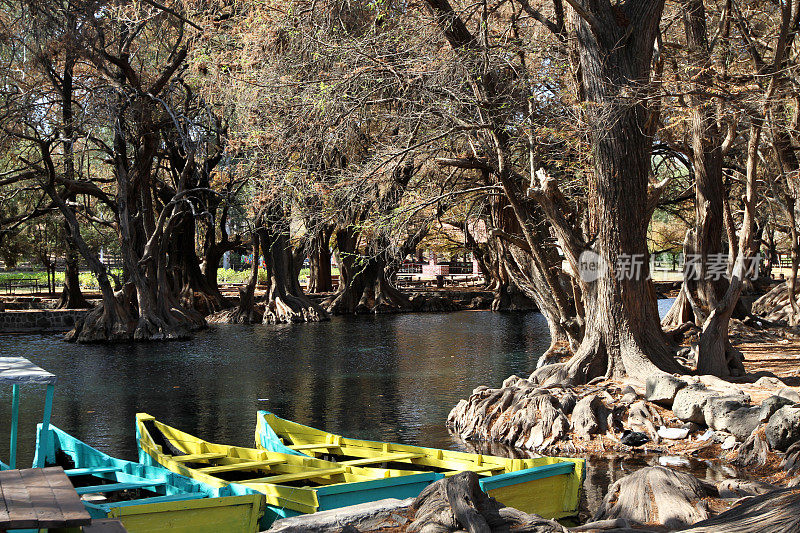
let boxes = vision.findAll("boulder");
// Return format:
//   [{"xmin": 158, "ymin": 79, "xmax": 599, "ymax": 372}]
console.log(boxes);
[
  {"xmin": 777, "ymin": 388, "xmax": 800, "ymax": 404},
  {"xmin": 766, "ymin": 405, "xmax": 800, "ymax": 452},
  {"xmin": 645, "ymin": 375, "xmax": 687, "ymax": 406},
  {"xmin": 760, "ymin": 395, "xmax": 795, "ymax": 423},
  {"xmin": 754, "ymin": 376, "xmax": 786, "ymax": 390},
  {"xmin": 704, "ymin": 398, "xmax": 761, "ymax": 441},
  {"xmin": 673, "ymin": 385, "xmax": 720, "ymax": 424},
  {"xmin": 620, "ymin": 385, "xmax": 639, "ymax": 405}
]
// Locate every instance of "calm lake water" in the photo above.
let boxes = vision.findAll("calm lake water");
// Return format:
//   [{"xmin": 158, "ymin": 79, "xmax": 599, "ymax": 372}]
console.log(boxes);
[
  {"xmin": 4, "ymin": 299, "xmax": 729, "ymax": 515},
  {"xmin": 0, "ymin": 311, "xmax": 552, "ymax": 466}
]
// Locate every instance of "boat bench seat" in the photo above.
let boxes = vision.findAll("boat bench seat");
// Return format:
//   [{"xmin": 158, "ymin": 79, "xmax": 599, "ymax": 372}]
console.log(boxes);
[
  {"xmin": 288, "ymin": 443, "xmax": 340, "ymax": 451},
  {"xmin": 64, "ymin": 466, "xmax": 123, "ymax": 477},
  {"xmin": 340, "ymin": 452, "xmax": 425, "ymax": 466},
  {"xmin": 196, "ymin": 459, "xmax": 284, "ymax": 474},
  {"xmin": 446, "ymin": 465, "xmax": 505, "ymax": 475},
  {"xmin": 241, "ymin": 466, "xmax": 347, "ymax": 485},
  {"xmin": 172, "ymin": 453, "xmax": 228, "ymax": 462},
  {"xmin": 76, "ymin": 479, "xmax": 168, "ymax": 495}
]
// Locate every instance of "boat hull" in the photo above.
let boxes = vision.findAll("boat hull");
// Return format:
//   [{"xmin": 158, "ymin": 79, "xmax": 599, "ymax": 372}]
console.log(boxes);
[{"xmin": 255, "ymin": 410, "xmax": 585, "ymax": 519}]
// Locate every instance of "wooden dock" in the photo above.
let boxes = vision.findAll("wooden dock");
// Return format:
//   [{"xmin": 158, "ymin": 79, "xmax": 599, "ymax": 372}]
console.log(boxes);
[{"xmin": 0, "ymin": 466, "xmax": 91, "ymax": 530}]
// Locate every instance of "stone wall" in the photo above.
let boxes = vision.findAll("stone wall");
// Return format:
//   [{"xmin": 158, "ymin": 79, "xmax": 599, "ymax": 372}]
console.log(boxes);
[{"xmin": 0, "ymin": 309, "xmax": 89, "ymax": 333}]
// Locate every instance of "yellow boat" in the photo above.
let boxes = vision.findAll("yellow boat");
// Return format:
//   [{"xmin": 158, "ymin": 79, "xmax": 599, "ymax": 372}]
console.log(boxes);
[
  {"xmin": 255, "ymin": 410, "xmax": 585, "ymax": 519},
  {"xmin": 136, "ymin": 413, "xmax": 441, "ymax": 526}
]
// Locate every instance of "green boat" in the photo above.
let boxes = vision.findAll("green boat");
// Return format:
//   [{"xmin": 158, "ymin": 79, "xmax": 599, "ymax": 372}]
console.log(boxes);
[{"xmin": 36, "ymin": 424, "xmax": 266, "ymax": 532}]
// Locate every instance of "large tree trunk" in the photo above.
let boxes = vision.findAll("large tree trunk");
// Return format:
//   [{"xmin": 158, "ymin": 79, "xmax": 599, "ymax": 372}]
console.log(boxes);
[
  {"xmin": 562, "ymin": 0, "xmax": 683, "ymax": 382},
  {"xmin": 695, "ymin": 122, "xmax": 760, "ymax": 376},
  {"xmin": 170, "ymin": 215, "xmax": 230, "ymax": 316},
  {"xmin": 664, "ymin": 0, "xmax": 749, "ymax": 336},
  {"xmin": 307, "ymin": 227, "xmax": 333, "ymax": 293},
  {"xmin": 56, "ymin": 52, "xmax": 89, "ymax": 310},
  {"xmin": 208, "ymin": 230, "xmax": 263, "ymax": 324},
  {"xmin": 325, "ymin": 229, "xmax": 411, "ymax": 314},
  {"xmin": 260, "ymin": 208, "xmax": 328, "ymax": 324},
  {"xmin": 57, "ymin": 236, "xmax": 90, "ymax": 309}
]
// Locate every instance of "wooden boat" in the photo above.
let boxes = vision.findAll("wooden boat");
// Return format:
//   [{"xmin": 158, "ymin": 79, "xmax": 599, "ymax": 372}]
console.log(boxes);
[
  {"xmin": 136, "ymin": 413, "xmax": 442, "ymax": 526},
  {"xmin": 36, "ymin": 424, "xmax": 266, "ymax": 533},
  {"xmin": 255, "ymin": 410, "xmax": 585, "ymax": 520}
]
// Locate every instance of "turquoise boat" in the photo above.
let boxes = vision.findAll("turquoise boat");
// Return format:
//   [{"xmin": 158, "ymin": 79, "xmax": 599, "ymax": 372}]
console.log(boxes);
[
  {"xmin": 35, "ymin": 424, "xmax": 267, "ymax": 532},
  {"xmin": 256, "ymin": 410, "xmax": 585, "ymax": 520}
]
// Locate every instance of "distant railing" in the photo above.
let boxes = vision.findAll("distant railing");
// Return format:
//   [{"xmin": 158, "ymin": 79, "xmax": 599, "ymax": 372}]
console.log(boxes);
[{"xmin": 399, "ymin": 263, "xmax": 423, "ymax": 274}]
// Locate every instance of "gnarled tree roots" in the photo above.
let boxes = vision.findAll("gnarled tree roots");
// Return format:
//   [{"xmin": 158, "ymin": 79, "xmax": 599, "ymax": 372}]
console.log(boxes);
[{"xmin": 66, "ymin": 285, "xmax": 206, "ymax": 342}]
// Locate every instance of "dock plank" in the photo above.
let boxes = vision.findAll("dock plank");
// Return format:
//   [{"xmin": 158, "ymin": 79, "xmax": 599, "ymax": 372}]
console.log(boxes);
[
  {"xmin": 41, "ymin": 467, "xmax": 93, "ymax": 526},
  {"xmin": 64, "ymin": 466, "xmax": 123, "ymax": 477},
  {"xmin": 0, "ymin": 471, "xmax": 10, "ymax": 525},
  {"xmin": 20, "ymin": 468, "xmax": 64, "ymax": 528},
  {"xmin": 0, "ymin": 468, "xmax": 38, "ymax": 528}
]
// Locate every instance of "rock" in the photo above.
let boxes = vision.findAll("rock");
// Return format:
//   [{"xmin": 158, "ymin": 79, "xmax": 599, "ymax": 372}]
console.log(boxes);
[
  {"xmin": 766, "ymin": 405, "xmax": 800, "ymax": 452},
  {"xmin": 698, "ymin": 429, "xmax": 714, "ymax": 441},
  {"xmin": 673, "ymin": 384, "xmax": 719, "ymax": 424},
  {"xmin": 658, "ymin": 426, "xmax": 690, "ymax": 440},
  {"xmin": 721, "ymin": 435, "xmax": 737, "ymax": 450},
  {"xmin": 760, "ymin": 395, "xmax": 795, "ymax": 423},
  {"xmin": 593, "ymin": 466, "xmax": 709, "ymax": 528},
  {"xmin": 755, "ymin": 376, "xmax": 787, "ymax": 389},
  {"xmin": 620, "ymin": 385, "xmax": 639, "ymax": 405},
  {"xmin": 703, "ymin": 397, "xmax": 745, "ymax": 426},
  {"xmin": 777, "ymin": 388, "xmax": 800, "ymax": 404},
  {"xmin": 704, "ymin": 399, "xmax": 762, "ymax": 441},
  {"xmin": 645, "ymin": 375, "xmax": 687, "ymax": 406}
]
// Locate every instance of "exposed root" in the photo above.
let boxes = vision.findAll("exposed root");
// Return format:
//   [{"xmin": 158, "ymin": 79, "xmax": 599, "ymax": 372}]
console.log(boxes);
[
  {"xmin": 263, "ymin": 294, "xmax": 327, "ymax": 324},
  {"xmin": 408, "ymin": 471, "xmax": 567, "ymax": 533},
  {"xmin": 592, "ymin": 466, "xmax": 710, "ymax": 528}
]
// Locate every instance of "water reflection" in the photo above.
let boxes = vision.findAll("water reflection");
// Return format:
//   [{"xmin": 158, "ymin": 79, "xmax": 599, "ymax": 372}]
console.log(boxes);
[{"xmin": 0, "ymin": 311, "xmax": 549, "ymax": 467}]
